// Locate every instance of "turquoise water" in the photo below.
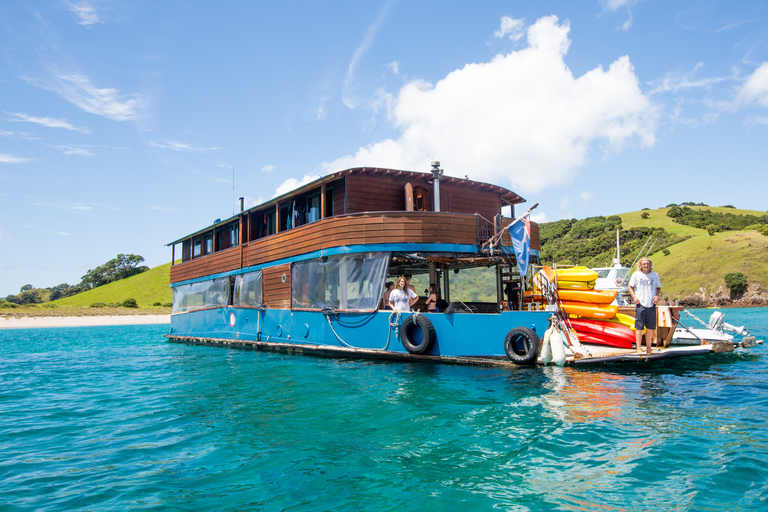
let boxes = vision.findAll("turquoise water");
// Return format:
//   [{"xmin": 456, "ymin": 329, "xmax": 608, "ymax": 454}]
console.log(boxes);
[{"xmin": 1, "ymin": 308, "xmax": 767, "ymax": 511}]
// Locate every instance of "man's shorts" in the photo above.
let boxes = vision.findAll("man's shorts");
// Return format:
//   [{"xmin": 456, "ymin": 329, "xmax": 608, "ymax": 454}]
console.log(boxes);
[{"xmin": 635, "ymin": 305, "xmax": 657, "ymax": 330}]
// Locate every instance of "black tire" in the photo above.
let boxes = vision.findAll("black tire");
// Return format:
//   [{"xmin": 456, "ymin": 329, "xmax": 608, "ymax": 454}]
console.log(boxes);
[
  {"xmin": 401, "ymin": 315, "xmax": 437, "ymax": 354},
  {"xmin": 504, "ymin": 326, "xmax": 540, "ymax": 365}
]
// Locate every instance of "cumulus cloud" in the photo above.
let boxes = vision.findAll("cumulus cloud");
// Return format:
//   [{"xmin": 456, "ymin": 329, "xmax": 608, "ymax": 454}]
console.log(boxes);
[
  {"xmin": 26, "ymin": 72, "xmax": 142, "ymax": 121},
  {"xmin": 322, "ymin": 15, "xmax": 658, "ymax": 195},
  {"xmin": 68, "ymin": 2, "xmax": 100, "ymax": 26},
  {"xmin": 738, "ymin": 62, "xmax": 768, "ymax": 107},
  {"xmin": 260, "ymin": 164, "xmax": 275, "ymax": 173},
  {"xmin": 9, "ymin": 112, "xmax": 90, "ymax": 133}
]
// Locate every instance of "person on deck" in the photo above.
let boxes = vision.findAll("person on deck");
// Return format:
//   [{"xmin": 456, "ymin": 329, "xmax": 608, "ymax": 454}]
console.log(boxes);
[
  {"xmin": 389, "ymin": 276, "xmax": 418, "ymax": 312},
  {"xmin": 628, "ymin": 257, "xmax": 662, "ymax": 355},
  {"xmin": 404, "ymin": 274, "xmax": 417, "ymax": 294},
  {"xmin": 425, "ymin": 284, "xmax": 438, "ymax": 313},
  {"xmin": 382, "ymin": 281, "xmax": 394, "ymax": 310}
]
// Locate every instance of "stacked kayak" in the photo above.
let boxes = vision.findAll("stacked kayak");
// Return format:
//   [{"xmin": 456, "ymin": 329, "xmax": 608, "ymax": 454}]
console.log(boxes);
[
  {"xmin": 555, "ymin": 268, "xmax": 618, "ymax": 320},
  {"xmin": 569, "ymin": 318, "xmax": 635, "ymax": 349}
]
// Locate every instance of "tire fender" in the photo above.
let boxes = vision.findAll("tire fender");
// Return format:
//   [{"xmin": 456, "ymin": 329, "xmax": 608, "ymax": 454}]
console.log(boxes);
[
  {"xmin": 504, "ymin": 326, "xmax": 541, "ymax": 365},
  {"xmin": 401, "ymin": 315, "xmax": 437, "ymax": 354}
]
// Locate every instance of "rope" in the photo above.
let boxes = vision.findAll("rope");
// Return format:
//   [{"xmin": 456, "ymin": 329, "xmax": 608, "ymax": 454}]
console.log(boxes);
[{"xmin": 322, "ymin": 307, "xmax": 401, "ymax": 351}]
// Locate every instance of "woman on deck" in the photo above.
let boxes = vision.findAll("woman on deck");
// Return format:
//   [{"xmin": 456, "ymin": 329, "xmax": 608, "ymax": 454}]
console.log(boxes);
[{"xmin": 389, "ymin": 276, "xmax": 418, "ymax": 312}]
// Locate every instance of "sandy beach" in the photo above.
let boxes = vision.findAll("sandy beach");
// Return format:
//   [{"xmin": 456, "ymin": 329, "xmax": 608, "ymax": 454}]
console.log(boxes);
[{"xmin": 0, "ymin": 315, "xmax": 170, "ymax": 330}]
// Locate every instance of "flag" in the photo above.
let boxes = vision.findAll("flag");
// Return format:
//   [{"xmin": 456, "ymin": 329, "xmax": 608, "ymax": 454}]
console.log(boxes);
[{"xmin": 509, "ymin": 213, "xmax": 531, "ymax": 276}]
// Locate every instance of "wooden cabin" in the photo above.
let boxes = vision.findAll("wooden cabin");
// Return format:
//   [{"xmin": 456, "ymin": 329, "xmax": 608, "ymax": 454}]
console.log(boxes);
[{"xmin": 168, "ymin": 167, "xmax": 540, "ymax": 310}]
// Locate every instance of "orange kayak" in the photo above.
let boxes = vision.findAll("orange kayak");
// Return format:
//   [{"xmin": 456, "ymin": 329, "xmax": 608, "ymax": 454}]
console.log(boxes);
[
  {"xmin": 557, "ymin": 289, "xmax": 617, "ymax": 304},
  {"xmin": 557, "ymin": 280, "xmax": 596, "ymax": 290},
  {"xmin": 561, "ymin": 300, "xmax": 618, "ymax": 319}
]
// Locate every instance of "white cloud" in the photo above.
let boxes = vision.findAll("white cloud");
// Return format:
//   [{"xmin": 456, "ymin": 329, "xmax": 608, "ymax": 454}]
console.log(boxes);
[
  {"xmin": 48, "ymin": 231, "xmax": 70, "ymax": 236},
  {"xmin": 531, "ymin": 212, "xmax": 548, "ymax": 224},
  {"xmin": 27, "ymin": 72, "xmax": 142, "ymax": 121},
  {"xmin": 68, "ymin": 2, "xmax": 100, "ymax": 26},
  {"xmin": 738, "ymin": 62, "xmax": 768, "ymax": 108},
  {"xmin": 151, "ymin": 141, "xmax": 221, "ymax": 152},
  {"xmin": 342, "ymin": 1, "xmax": 393, "ymax": 109},
  {"xmin": 648, "ymin": 62, "xmax": 734, "ymax": 95},
  {"xmin": 10, "ymin": 113, "xmax": 90, "ymax": 133},
  {"xmin": 52, "ymin": 145, "xmax": 95, "ymax": 156},
  {"xmin": 495, "ymin": 16, "xmax": 525, "ymax": 41},
  {"xmin": 274, "ymin": 174, "xmax": 322, "ymax": 197},
  {"xmin": 580, "ymin": 190, "xmax": 593, "ymax": 204},
  {"xmin": 0, "ymin": 153, "xmax": 33, "ymax": 164},
  {"xmin": 0, "ymin": 129, "xmax": 41, "ymax": 140},
  {"xmin": 323, "ymin": 16, "xmax": 658, "ymax": 195},
  {"xmin": 260, "ymin": 164, "xmax": 275, "ymax": 173}
]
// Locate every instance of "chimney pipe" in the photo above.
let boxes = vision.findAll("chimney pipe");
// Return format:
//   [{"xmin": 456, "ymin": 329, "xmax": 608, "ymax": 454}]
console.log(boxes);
[
  {"xmin": 239, "ymin": 197, "xmax": 244, "ymax": 213},
  {"xmin": 430, "ymin": 161, "xmax": 443, "ymax": 212}
]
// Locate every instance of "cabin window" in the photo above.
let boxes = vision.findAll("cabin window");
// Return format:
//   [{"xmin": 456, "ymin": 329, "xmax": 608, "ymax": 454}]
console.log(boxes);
[
  {"xmin": 234, "ymin": 270, "xmax": 263, "ymax": 306},
  {"xmin": 306, "ymin": 192, "xmax": 321, "ymax": 223},
  {"xmin": 182, "ymin": 240, "xmax": 191, "ymax": 262},
  {"xmin": 265, "ymin": 210, "xmax": 276, "ymax": 236},
  {"xmin": 172, "ymin": 277, "xmax": 230, "ymax": 314},
  {"xmin": 291, "ymin": 252, "xmax": 390, "ymax": 311},
  {"xmin": 230, "ymin": 223, "xmax": 239, "ymax": 247},
  {"xmin": 324, "ymin": 186, "xmax": 334, "ymax": 218},
  {"xmin": 192, "ymin": 238, "xmax": 202, "ymax": 258},
  {"xmin": 204, "ymin": 233, "xmax": 213, "ymax": 254},
  {"xmin": 279, "ymin": 203, "xmax": 292, "ymax": 231}
]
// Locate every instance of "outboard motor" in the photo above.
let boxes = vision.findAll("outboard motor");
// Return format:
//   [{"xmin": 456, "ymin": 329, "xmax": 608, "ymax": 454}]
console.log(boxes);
[
  {"xmin": 708, "ymin": 311, "xmax": 748, "ymax": 335},
  {"xmin": 708, "ymin": 311, "xmax": 725, "ymax": 331}
]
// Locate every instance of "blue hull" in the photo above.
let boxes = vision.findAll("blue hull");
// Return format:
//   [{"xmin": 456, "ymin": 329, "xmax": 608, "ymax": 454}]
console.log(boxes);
[{"xmin": 169, "ymin": 308, "xmax": 551, "ymax": 359}]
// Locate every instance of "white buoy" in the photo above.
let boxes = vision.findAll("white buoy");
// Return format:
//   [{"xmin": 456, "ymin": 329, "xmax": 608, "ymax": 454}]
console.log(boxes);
[
  {"xmin": 551, "ymin": 329, "xmax": 566, "ymax": 366},
  {"xmin": 540, "ymin": 327, "xmax": 553, "ymax": 364}
]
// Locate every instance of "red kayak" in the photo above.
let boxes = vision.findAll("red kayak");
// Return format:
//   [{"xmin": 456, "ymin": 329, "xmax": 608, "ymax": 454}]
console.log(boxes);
[{"xmin": 570, "ymin": 318, "xmax": 635, "ymax": 349}]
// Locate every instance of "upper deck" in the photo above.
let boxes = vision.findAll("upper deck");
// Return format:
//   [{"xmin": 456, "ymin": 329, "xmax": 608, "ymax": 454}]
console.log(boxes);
[{"xmin": 168, "ymin": 167, "xmax": 539, "ymax": 285}]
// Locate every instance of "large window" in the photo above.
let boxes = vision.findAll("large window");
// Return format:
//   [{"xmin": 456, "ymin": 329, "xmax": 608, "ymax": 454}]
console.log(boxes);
[
  {"xmin": 172, "ymin": 277, "xmax": 230, "ymax": 314},
  {"xmin": 234, "ymin": 270, "xmax": 263, "ymax": 307},
  {"xmin": 291, "ymin": 252, "xmax": 390, "ymax": 311}
]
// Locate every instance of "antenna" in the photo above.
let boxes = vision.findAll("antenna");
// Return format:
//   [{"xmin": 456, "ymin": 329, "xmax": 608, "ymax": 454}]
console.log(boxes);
[{"xmin": 232, "ymin": 165, "xmax": 235, "ymax": 216}]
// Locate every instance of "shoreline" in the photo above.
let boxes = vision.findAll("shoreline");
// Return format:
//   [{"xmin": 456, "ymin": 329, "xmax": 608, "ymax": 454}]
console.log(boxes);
[{"xmin": 0, "ymin": 315, "xmax": 170, "ymax": 330}]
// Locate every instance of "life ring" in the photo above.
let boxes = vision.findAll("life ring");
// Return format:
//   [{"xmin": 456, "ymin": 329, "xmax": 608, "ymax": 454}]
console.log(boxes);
[
  {"xmin": 504, "ymin": 326, "xmax": 540, "ymax": 365},
  {"xmin": 615, "ymin": 277, "xmax": 625, "ymax": 287},
  {"xmin": 401, "ymin": 315, "xmax": 437, "ymax": 354}
]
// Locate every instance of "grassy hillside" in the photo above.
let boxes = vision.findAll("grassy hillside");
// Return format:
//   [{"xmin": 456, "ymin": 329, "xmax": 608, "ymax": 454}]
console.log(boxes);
[
  {"xmin": 618, "ymin": 207, "xmax": 767, "ymax": 298},
  {"xmin": 52, "ymin": 262, "xmax": 173, "ymax": 308}
]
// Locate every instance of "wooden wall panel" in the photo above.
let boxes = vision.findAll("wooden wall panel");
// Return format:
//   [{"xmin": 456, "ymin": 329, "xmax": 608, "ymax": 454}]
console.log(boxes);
[
  {"xmin": 263, "ymin": 264, "xmax": 291, "ymax": 309},
  {"xmin": 171, "ymin": 212, "xmax": 482, "ymax": 283}
]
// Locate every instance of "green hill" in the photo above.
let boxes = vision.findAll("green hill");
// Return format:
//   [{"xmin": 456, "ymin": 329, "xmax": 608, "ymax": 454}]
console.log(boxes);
[
  {"xmin": 52, "ymin": 262, "xmax": 173, "ymax": 308},
  {"xmin": 539, "ymin": 206, "xmax": 767, "ymax": 300}
]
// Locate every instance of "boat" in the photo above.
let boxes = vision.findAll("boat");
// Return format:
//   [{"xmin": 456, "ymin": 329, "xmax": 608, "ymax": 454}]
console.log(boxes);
[
  {"xmin": 592, "ymin": 230, "xmax": 631, "ymax": 305},
  {"xmin": 165, "ymin": 164, "xmax": 761, "ymax": 367},
  {"xmin": 672, "ymin": 310, "xmax": 752, "ymax": 345}
]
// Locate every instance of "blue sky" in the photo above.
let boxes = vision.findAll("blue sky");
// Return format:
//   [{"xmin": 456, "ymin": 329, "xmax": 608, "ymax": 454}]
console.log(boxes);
[{"xmin": 1, "ymin": 0, "xmax": 767, "ymax": 297}]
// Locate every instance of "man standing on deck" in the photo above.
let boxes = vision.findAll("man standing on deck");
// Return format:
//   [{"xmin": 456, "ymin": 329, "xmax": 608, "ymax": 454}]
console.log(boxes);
[{"xmin": 628, "ymin": 257, "xmax": 662, "ymax": 355}]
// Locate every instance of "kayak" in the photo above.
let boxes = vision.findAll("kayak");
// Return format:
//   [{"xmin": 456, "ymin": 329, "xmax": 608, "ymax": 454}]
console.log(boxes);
[
  {"xmin": 557, "ymin": 280, "xmax": 596, "ymax": 290},
  {"xmin": 557, "ymin": 289, "xmax": 617, "ymax": 304},
  {"xmin": 569, "ymin": 318, "xmax": 635, "ymax": 348},
  {"xmin": 561, "ymin": 300, "xmax": 618, "ymax": 319},
  {"xmin": 556, "ymin": 267, "xmax": 599, "ymax": 282}
]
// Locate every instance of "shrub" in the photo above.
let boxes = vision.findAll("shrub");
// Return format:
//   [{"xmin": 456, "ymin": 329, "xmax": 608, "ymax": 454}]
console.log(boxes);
[
  {"xmin": 641, "ymin": 212, "xmax": 649, "ymax": 219},
  {"xmin": 152, "ymin": 301, "xmax": 162, "ymax": 306},
  {"xmin": 122, "ymin": 298, "xmax": 139, "ymax": 308},
  {"xmin": 162, "ymin": 302, "xmax": 173, "ymax": 308},
  {"xmin": 724, "ymin": 272, "xmax": 748, "ymax": 299},
  {"xmin": 662, "ymin": 248, "xmax": 670, "ymax": 256},
  {"xmin": 0, "ymin": 299, "xmax": 19, "ymax": 309},
  {"xmin": 91, "ymin": 302, "xmax": 106, "ymax": 308}
]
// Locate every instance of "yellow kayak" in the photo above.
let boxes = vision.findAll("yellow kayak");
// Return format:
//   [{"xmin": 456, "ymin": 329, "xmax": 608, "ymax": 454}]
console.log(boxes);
[
  {"xmin": 556, "ymin": 280, "xmax": 596, "ymax": 290},
  {"xmin": 556, "ymin": 267, "xmax": 599, "ymax": 282}
]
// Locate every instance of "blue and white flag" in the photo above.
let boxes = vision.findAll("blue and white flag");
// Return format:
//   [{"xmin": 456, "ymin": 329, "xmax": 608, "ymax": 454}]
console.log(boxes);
[{"xmin": 509, "ymin": 213, "xmax": 531, "ymax": 276}]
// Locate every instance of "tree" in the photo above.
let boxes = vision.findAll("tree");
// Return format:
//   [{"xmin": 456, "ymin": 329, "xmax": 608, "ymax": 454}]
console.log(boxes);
[
  {"xmin": 80, "ymin": 254, "xmax": 148, "ymax": 290},
  {"xmin": 724, "ymin": 272, "xmax": 748, "ymax": 299},
  {"xmin": 20, "ymin": 284, "xmax": 33, "ymax": 292}
]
